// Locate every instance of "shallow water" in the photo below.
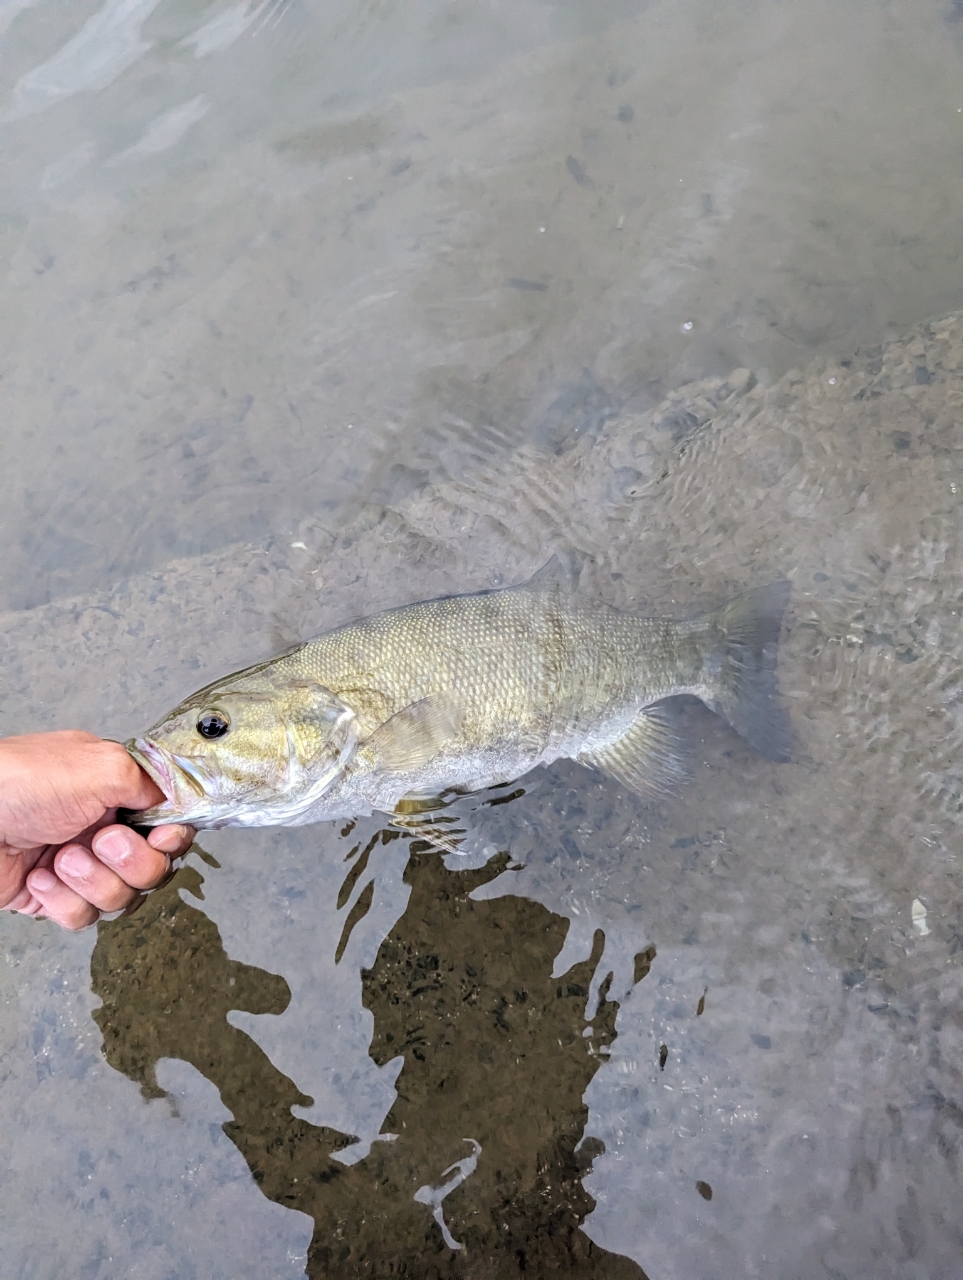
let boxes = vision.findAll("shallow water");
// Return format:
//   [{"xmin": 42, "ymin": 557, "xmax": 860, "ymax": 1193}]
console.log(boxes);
[{"xmin": 2, "ymin": 2, "xmax": 963, "ymax": 1277}]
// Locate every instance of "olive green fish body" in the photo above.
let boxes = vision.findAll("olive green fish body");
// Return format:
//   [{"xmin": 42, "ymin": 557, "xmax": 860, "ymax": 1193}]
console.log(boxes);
[
  {"xmin": 128, "ymin": 579, "xmax": 790, "ymax": 829},
  {"xmin": 293, "ymin": 592, "xmax": 700, "ymax": 810}
]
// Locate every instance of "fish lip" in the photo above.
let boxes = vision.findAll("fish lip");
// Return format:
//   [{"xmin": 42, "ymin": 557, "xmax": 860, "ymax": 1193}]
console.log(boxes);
[
  {"xmin": 126, "ymin": 737, "xmax": 175, "ymax": 802},
  {"xmin": 126, "ymin": 737, "xmax": 214, "ymax": 826},
  {"xmin": 127, "ymin": 738, "xmax": 210, "ymax": 802}
]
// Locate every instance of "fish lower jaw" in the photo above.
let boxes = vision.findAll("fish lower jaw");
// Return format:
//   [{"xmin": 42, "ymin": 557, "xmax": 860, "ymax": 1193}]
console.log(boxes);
[
  {"xmin": 130, "ymin": 802, "xmax": 187, "ymax": 828},
  {"xmin": 130, "ymin": 800, "xmax": 256, "ymax": 830}
]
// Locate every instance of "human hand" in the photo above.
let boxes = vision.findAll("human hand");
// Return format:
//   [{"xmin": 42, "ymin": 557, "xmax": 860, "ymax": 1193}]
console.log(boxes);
[{"xmin": 0, "ymin": 731, "xmax": 195, "ymax": 931}]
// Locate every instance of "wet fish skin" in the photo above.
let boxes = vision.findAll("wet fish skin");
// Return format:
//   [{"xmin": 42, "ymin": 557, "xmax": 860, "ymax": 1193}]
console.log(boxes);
[{"xmin": 127, "ymin": 577, "xmax": 790, "ymax": 830}]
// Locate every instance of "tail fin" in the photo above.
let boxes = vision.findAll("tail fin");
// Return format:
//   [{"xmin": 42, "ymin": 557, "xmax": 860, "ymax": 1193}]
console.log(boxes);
[{"xmin": 704, "ymin": 581, "xmax": 792, "ymax": 761}]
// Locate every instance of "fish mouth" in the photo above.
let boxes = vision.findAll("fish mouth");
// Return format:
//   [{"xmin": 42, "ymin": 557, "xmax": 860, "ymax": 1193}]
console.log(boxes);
[
  {"xmin": 127, "ymin": 737, "xmax": 175, "ymax": 800},
  {"xmin": 126, "ymin": 737, "xmax": 208, "ymax": 822}
]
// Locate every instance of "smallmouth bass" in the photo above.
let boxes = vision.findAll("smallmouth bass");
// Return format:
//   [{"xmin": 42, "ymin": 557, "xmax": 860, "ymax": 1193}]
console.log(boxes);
[{"xmin": 127, "ymin": 575, "xmax": 790, "ymax": 830}]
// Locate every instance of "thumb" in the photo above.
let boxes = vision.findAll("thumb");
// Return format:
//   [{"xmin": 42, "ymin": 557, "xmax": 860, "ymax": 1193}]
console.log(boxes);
[{"xmin": 100, "ymin": 742, "xmax": 166, "ymax": 811}]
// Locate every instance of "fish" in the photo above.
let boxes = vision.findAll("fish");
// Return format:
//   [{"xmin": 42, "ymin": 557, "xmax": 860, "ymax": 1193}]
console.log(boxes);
[{"xmin": 126, "ymin": 572, "xmax": 791, "ymax": 832}]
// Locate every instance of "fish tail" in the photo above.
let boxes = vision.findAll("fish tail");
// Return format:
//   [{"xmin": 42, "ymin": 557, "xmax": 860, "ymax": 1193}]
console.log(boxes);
[{"xmin": 701, "ymin": 581, "xmax": 792, "ymax": 761}]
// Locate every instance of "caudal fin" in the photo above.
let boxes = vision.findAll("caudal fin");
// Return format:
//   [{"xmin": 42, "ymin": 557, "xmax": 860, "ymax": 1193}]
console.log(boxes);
[{"xmin": 705, "ymin": 581, "xmax": 792, "ymax": 761}]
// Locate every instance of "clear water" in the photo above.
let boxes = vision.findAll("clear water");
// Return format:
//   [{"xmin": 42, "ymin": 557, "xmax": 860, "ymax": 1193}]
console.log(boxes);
[{"xmin": 2, "ymin": 2, "xmax": 963, "ymax": 1276}]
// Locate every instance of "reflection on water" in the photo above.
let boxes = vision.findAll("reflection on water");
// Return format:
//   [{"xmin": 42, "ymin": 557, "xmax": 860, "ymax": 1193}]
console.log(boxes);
[{"xmin": 91, "ymin": 844, "xmax": 650, "ymax": 1277}]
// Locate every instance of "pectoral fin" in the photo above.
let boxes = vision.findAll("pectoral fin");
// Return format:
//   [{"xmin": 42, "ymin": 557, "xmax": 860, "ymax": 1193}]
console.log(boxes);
[
  {"xmin": 579, "ymin": 700, "xmax": 690, "ymax": 798},
  {"xmin": 366, "ymin": 693, "xmax": 464, "ymax": 774}
]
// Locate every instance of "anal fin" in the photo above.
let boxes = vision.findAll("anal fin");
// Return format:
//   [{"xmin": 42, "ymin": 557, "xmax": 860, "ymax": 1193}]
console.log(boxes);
[{"xmin": 579, "ymin": 700, "xmax": 691, "ymax": 798}]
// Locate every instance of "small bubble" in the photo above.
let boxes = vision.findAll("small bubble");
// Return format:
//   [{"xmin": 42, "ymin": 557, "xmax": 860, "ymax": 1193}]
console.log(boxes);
[
  {"xmin": 828, "ymin": 377, "xmax": 836, "ymax": 385},
  {"xmin": 951, "ymin": 483, "xmax": 958, "ymax": 494},
  {"xmin": 347, "ymin": 423, "xmax": 353, "ymax": 429},
  {"xmin": 682, "ymin": 320, "xmax": 693, "ymax": 332},
  {"xmin": 539, "ymin": 226, "xmax": 546, "ymax": 233}
]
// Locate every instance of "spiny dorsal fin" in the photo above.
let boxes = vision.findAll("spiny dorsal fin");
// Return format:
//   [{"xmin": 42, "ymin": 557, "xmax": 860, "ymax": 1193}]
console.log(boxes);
[
  {"xmin": 579, "ymin": 700, "xmax": 691, "ymax": 798},
  {"xmin": 366, "ymin": 693, "xmax": 464, "ymax": 774}
]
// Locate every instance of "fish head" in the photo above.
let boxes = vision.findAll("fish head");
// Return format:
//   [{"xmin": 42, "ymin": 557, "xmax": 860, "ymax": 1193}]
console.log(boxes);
[{"xmin": 127, "ymin": 663, "xmax": 358, "ymax": 828}]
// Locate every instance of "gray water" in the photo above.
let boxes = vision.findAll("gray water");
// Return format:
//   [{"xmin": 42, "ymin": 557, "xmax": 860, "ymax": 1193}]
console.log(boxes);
[{"xmin": 2, "ymin": 2, "xmax": 963, "ymax": 1277}]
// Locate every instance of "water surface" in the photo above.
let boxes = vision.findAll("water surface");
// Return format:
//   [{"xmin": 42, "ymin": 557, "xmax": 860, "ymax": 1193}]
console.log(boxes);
[{"xmin": 2, "ymin": 2, "xmax": 963, "ymax": 1276}]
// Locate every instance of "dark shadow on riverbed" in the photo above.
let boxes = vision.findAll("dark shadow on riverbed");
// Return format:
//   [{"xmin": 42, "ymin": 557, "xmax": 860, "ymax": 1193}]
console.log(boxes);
[{"xmin": 90, "ymin": 843, "xmax": 650, "ymax": 1279}]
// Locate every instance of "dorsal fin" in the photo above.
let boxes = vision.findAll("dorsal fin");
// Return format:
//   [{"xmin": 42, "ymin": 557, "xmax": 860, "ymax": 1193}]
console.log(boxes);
[
  {"xmin": 520, "ymin": 550, "xmax": 586, "ymax": 595},
  {"xmin": 578, "ymin": 700, "xmax": 691, "ymax": 797}
]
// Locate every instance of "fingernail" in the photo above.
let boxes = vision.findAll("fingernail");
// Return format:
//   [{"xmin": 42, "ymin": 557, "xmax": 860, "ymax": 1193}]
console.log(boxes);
[
  {"xmin": 28, "ymin": 869, "xmax": 57, "ymax": 893},
  {"xmin": 93, "ymin": 828, "xmax": 133, "ymax": 865},
  {"xmin": 59, "ymin": 847, "xmax": 95, "ymax": 880},
  {"xmin": 148, "ymin": 825, "xmax": 190, "ymax": 853}
]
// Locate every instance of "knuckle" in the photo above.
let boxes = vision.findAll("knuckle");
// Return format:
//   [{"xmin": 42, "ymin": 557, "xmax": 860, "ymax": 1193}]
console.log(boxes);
[
  {"xmin": 97, "ymin": 883, "xmax": 137, "ymax": 913},
  {"xmin": 3, "ymin": 887, "xmax": 35, "ymax": 912},
  {"xmin": 61, "ymin": 903, "xmax": 99, "ymax": 931},
  {"xmin": 142, "ymin": 854, "xmax": 173, "ymax": 890}
]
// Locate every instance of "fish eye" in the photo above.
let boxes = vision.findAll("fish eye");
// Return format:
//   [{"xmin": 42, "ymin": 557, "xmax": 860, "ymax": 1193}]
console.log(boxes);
[{"xmin": 197, "ymin": 712, "xmax": 230, "ymax": 740}]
